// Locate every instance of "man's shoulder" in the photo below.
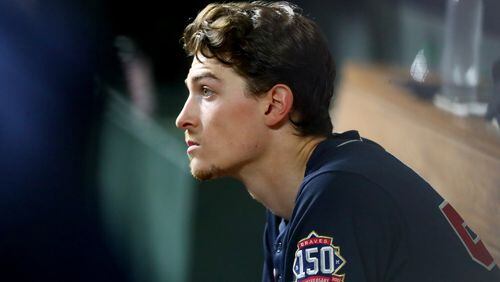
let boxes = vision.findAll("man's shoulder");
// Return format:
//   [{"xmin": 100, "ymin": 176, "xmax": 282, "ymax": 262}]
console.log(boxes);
[
  {"xmin": 303, "ymin": 132, "xmax": 439, "ymax": 209},
  {"xmin": 295, "ymin": 170, "xmax": 400, "ymax": 220},
  {"xmin": 305, "ymin": 132, "xmax": 413, "ymax": 186}
]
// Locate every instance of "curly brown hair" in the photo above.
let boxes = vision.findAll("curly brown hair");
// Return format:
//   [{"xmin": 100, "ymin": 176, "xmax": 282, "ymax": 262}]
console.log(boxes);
[{"xmin": 183, "ymin": 1, "xmax": 335, "ymax": 136}]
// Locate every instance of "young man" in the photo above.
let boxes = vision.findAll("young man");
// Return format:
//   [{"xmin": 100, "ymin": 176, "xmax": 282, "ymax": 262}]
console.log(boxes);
[{"xmin": 176, "ymin": 2, "xmax": 499, "ymax": 281}]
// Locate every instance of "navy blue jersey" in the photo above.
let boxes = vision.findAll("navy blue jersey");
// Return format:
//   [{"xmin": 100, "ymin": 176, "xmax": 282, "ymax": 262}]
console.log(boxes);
[{"xmin": 262, "ymin": 131, "xmax": 499, "ymax": 282}]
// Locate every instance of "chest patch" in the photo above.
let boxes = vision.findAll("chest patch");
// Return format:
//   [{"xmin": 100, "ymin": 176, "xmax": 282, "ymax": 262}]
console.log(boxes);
[{"xmin": 293, "ymin": 231, "xmax": 346, "ymax": 282}]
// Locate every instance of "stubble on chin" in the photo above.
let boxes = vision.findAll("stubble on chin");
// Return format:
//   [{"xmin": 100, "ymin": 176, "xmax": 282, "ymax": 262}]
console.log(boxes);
[{"xmin": 190, "ymin": 164, "xmax": 223, "ymax": 181}]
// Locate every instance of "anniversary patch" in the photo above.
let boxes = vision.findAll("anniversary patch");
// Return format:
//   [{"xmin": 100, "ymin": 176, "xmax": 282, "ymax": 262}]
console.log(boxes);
[{"xmin": 293, "ymin": 231, "xmax": 346, "ymax": 282}]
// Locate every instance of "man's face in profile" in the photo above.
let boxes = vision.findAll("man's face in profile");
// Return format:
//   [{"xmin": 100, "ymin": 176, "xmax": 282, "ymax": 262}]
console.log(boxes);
[{"xmin": 176, "ymin": 54, "xmax": 268, "ymax": 180}]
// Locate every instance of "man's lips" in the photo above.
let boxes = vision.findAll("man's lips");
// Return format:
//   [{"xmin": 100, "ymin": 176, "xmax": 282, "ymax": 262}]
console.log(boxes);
[
  {"xmin": 186, "ymin": 140, "xmax": 200, "ymax": 147},
  {"xmin": 186, "ymin": 140, "xmax": 200, "ymax": 154}
]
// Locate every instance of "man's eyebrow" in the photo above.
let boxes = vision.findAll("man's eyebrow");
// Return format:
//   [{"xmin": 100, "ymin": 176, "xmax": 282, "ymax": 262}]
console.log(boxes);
[{"xmin": 184, "ymin": 72, "xmax": 221, "ymax": 86}]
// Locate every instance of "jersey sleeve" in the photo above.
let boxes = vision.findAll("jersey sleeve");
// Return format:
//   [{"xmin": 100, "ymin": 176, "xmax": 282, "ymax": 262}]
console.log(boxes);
[{"xmin": 284, "ymin": 171, "xmax": 408, "ymax": 282}]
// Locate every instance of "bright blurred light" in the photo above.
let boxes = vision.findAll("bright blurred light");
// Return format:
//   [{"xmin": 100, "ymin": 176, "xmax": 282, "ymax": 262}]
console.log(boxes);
[{"xmin": 410, "ymin": 49, "xmax": 429, "ymax": 83}]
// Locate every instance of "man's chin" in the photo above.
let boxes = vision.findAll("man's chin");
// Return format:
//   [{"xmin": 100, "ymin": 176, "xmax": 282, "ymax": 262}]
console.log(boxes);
[{"xmin": 190, "ymin": 164, "xmax": 223, "ymax": 181}]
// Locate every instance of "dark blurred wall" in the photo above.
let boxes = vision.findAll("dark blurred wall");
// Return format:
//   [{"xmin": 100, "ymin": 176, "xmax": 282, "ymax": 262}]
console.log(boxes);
[
  {"xmin": 104, "ymin": 0, "xmax": 217, "ymax": 86},
  {"xmin": 0, "ymin": 1, "xmax": 129, "ymax": 281}
]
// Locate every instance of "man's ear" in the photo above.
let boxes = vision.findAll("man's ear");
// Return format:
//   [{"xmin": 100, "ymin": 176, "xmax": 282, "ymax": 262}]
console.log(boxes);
[{"xmin": 262, "ymin": 84, "xmax": 294, "ymax": 127}]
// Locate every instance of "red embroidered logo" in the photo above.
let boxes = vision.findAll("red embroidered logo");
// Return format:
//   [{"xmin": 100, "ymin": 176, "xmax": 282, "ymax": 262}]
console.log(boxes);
[{"xmin": 439, "ymin": 201, "xmax": 496, "ymax": 270}]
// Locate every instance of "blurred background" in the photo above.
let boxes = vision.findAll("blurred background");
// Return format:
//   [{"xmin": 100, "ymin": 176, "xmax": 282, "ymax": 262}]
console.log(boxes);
[{"xmin": 1, "ymin": 0, "xmax": 499, "ymax": 281}]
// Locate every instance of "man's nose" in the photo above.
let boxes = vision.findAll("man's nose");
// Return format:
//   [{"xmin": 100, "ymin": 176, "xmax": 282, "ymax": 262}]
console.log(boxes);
[{"xmin": 175, "ymin": 97, "xmax": 197, "ymax": 130}]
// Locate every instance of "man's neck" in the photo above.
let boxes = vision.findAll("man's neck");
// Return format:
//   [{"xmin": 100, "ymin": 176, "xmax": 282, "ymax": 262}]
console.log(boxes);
[{"xmin": 234, "ymin": 133, "xmax": 326, "ymax": 220}]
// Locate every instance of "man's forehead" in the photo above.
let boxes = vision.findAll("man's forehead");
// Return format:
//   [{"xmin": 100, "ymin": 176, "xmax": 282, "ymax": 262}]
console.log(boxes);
[
  {"xmin": 190, "ymin": 53, "xmax": 210, "ymax": 66},
  {"xmin": 186, "ymin": 55, "xmax": 229, "ymax": 82},
  {"xmin": 189, "ymin": 55, "xmax": 223, "ymax": 71}
]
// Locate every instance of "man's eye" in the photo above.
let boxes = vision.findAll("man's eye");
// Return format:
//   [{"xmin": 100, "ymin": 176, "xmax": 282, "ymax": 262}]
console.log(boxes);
[{"xmin": 201, "ymin": 87, "xmax": 215, "ymax": 97}]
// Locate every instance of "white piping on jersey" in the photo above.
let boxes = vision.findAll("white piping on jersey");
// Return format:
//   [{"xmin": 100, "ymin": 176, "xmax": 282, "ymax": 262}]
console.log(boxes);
[{"xmin": 336, "ymin": 138, "xmax": 363, "ymax": 148}]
